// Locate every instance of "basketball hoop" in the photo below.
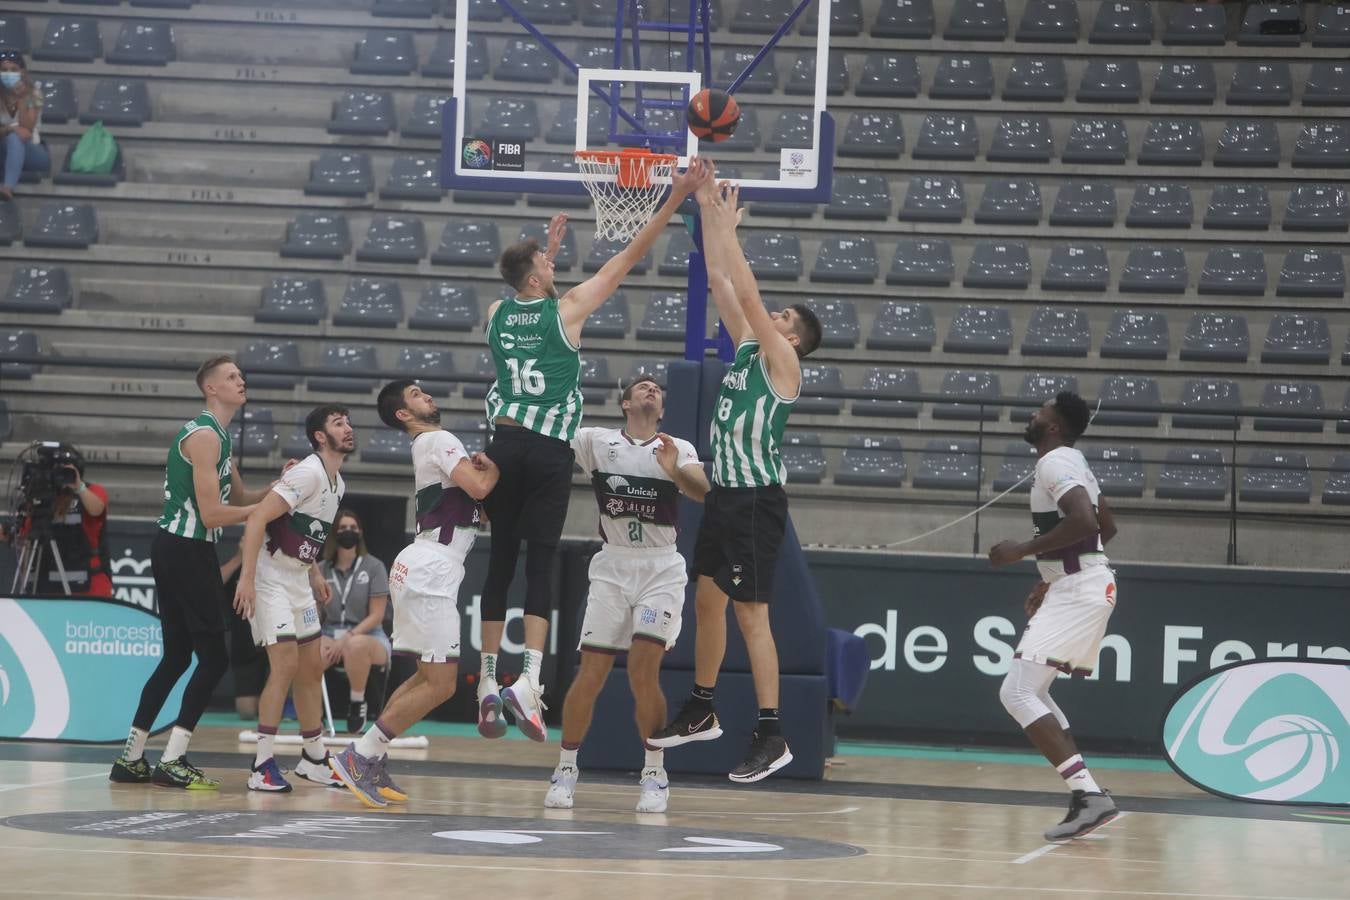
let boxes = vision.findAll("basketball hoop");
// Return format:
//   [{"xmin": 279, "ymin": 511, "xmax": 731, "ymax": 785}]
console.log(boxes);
[{"xmin": 575, "ymin": 148, "xmax": 679, "ymax": 243}]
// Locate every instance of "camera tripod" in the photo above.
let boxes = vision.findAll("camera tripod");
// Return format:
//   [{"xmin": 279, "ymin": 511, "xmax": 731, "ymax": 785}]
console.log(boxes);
[{"xmin": 10, "ymin": 526, "xmax": 74, "ymax": 597}]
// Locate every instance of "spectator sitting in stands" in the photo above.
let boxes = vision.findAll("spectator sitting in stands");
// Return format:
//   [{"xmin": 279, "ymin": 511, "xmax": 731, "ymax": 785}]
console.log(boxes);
[
  {"xmin": 317, "ymin": 509, "xmax": 391, "ymax": 733},
  {"xmin": 0, "ymin": 52, "xmax": 49, "ymax": 201}
]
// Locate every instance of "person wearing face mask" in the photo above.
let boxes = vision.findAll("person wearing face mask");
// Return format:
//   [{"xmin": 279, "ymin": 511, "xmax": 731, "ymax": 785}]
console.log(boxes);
[
  {"xmin": 0, "ymin": 52, "xmax": 49, "ymax": 201},
  {"xmin": 317, "ymin": 509, "xmax": 392, "ymax": 734}
]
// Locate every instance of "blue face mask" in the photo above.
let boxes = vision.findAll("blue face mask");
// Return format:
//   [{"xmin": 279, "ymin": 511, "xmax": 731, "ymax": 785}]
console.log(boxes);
[{"xmin": 0, "ymin": 72, "xmax": 21, "ymax": 89}]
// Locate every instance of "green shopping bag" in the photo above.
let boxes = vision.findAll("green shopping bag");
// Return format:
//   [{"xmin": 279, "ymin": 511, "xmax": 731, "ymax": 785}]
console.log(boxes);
[{"xmin": 69, "ymin": 121, "xmax": 118, "ymax": 174}]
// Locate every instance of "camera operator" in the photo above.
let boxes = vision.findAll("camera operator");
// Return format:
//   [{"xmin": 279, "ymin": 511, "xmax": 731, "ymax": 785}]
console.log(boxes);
[{"xmin": 4, "ymin": 443, "xmax": 111, "ymax": 598}]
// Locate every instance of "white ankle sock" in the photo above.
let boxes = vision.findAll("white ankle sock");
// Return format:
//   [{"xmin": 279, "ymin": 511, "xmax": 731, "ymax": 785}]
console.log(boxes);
[
  {"xmin": 302, "ymin": 735, "xmax": 326, "ymax": 762},
  {"xmin": 522, "ymin": 649, "xmax": 543, "ymax": 681},
  {"xmin": 123, "ymin": 727, "xmax": 148, "ymax": 762},
  {"xmin": 355, "ymin": 721, "xmax": 393, "ymax": 759},
  {"xmin": 1056, "ymin": 754, "xmax": 1102, "ymax": 794},
  {"xmin": 644, "ymin": 747, "xmax": 664, "ymax": 770},
  {"xmin": 161, "ymin": 726, "xmax": 191, "ymax": 763},
  {"xmin": 255, "ymin": 731, "xmax": 276, "ymax": 767},
  {"xmin": 558, "ymin": 747, "xmax": 578, "ymax": 769},
  {"xmin": 350, "ymin": 691, "xmax": 364, "ymax": 704}
]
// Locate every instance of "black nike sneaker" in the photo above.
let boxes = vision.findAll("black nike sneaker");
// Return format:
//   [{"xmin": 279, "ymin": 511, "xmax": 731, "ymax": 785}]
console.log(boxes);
[
  {"xmin": 728, "ymin": 731, "xmax": 792, "ymax": 784},
  {"xmin": 347, "ymin": 700, "xmax": 368, "ymax": 735},
  {"xmin": 647, "ymin": 702, "xmax": 723, "ymax": 749},
  {"xmin": 109, "ymin": 755, "xmax": 152, "ymax": 784}
]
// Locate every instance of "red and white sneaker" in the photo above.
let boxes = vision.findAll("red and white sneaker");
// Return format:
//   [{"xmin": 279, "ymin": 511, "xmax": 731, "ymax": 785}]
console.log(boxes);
[{"xmin": 502, "ymin": 675, "xmax": 548, "ymax": 742}]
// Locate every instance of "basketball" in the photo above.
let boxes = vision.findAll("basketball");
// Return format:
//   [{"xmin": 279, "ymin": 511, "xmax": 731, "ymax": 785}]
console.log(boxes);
[{"xmin": 686, "ymin": 88, "xmax": 740, "ymax": 142}]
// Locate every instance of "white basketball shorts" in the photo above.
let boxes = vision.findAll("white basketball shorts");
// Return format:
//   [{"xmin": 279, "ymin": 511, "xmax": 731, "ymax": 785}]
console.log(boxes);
[
  {"xmin": 388, "ymin": 536, "xmax": 470, "ymax": 664},
  {"xmin": 1015, "ymin": 565, "xmax": 1117, "ymax": 677},
  {"xmin": 249, "ymin": 549, "xmax": 321, "ymax": 647},
  {"xmin": 579, "ymin": 545, "xmax": 686, "ymax": 653}
]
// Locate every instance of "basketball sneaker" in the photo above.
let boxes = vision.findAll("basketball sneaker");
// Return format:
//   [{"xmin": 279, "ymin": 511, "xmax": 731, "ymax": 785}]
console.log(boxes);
[
  {"xmin": 328, "ymin": 745, "xmax": 388, "ymax": 809},
  {"xmin": 347, "ymin": 700, "xmax": 368, "ymax": 735},
  {"xmin": 647, "ymin": 702, "xmax": 722, "ymax": 749},
  {"xmin": 374, "ymin": 763, "xmax": 409, "ymax": 803},
  {"xmin": 477, "ymin": 675, "xmax": 507, "ymax": 740},
  {"xmin": 109, "ymin": 755, "xmax": 152, "ymax": 784},
  {"xmin": 248, "ymin": 757, "xmax": 293, "ymax": 793},
  {"xmin": 294, "ymin": 750, "xmax": 342, "ymax": 787},
  {"xmin": 502, "ymin": 675, "xmax": 548, "ymax": 742},
  {"xmin": 544, "ymin": 763, "xmax": 578, "ymax": 809},
  {"xmin": 636, "ymin": 767, "xmax": 669, "ymax": 814},
  {"xmin": 727, "ymin": 731, "xmax": 792, "ymax": 784},
  {"xmin": 152, "ymin": 757, "xmax": 220, "ymax": 791},
  {"xmin": 1044, "ymin": 790, "xmax": 1118, "ymax": 842}
]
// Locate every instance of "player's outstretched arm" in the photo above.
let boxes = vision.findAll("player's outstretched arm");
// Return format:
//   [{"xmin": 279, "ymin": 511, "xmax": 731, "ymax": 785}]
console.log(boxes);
[
  {"xmin": 694, "ymin": 171, "xmax": 750, "ymax": 345},
  {"xmin": 656, "ymin": 434, "xmax": 711, "ymax": 502},
  {"xmin": 543, "ymin": 213, "xmax": 568, "ymax": 262},
  {"xmin": 451, "ymin": 453, "xmax": 500, "ymax": 501}
]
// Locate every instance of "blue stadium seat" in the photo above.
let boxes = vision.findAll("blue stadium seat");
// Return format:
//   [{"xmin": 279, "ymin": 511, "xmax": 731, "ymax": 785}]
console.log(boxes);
[
  {"xmin": 422, "ymin": 32, "xmax": 487, "ymax": 79},
  {"xmin": 900, "ymin": 176, "xmax": 966, "ymax": 222},
  {"xmin": 1041, "ymin": 245, "xmax": 1109, "ymax": 292},
  {"xmin": 1239, "ymin": 3, "xmax": 1304, "ymax": 47},
  {"xmin": 411, "ymin": 282, "xmax": 478, "ymax": 331},
  {"xmin": 1282, "ymin": 184, "xmax": 1349, "ymax": 232},
  {"xmin": 707, "ymin": 107, "xmax": 760, "ymax": 152},
  {"xmin": 1262, "ymin": 314, "xmax": 1331, "ymax": 364},
  {"xmin": 1016, "ymin": 0, "xmax": 1078, "ymax": 42},
  {"xmin": 334, "ymin": 278, "xmax": 403, "ymax": 328},
  {"xmin": 1119, "ymin": 246, "xmax": 1188, "ymax": 293},
  {"xmin": 526, "ymin": 156, "xmax": 582, "ymax": 208},
  {"xmin": 637, "ymin": 293, "xmax": 685, "ymax": 341},
  {"xmin": 626, "ymin": 358, "xmax": 668, "ymax": 389},
  {"xmin": 1204, "ymin": 184, "xmax": 1271, "ymax": 230},
  {"xmin": 516, "ymin": 0, "xmax": 577, "ymax": 25},
  {"xmin": 373, "ymin": 0, "xmax": 437, "ymax": 16},
  {"xmin": 1277, "ymin": 249, "xmax": 1345, "ymax": 297},
  {"xmin": 356, "ymin": 215, "xmax": 426, "ymax": 264},
  {"xmin": 804, "ymin": 297, "xmax": 860, "ymax": 349},
  {"xmin": 1303, "ymin": 62, "xmax": 1350, "ymax": 106},
  {"xmin": 1139, "ymin": 118, "xmax": 1205, "ymax": 166},
  {"xmin": 840, "ymin": 111, "xmax": 903, "ymax": 158},
  {"xmin": 1151, "ymin": 61, "xmax": 1217, "ymax": 104},
  {"xmin": 397, "ymin": 347, "xmax": 457, "ymax": 394},
  {"xmin": 944, "ymin": 0, "xmax": 1007, "ymax": 40},
  {"xmin": 26, "ymin": 202, "xmax": 98, "ymax": 249},
  {"xmin": 988, "ymin": 116, "xmax": 1052, "ymax": 162},
  {"xmin": 797, "ymin": 365, "xmax": 846, "ymax": 415},
  {"xmin": 1090, "ymin": 1, "xmax": 1154, "ymax": 44},
  {"xmin": 1062, "ymin": 118, "xmax": 1129, "ymax": 165},
  {"xmin": 306, "ymin": 151, "xmax": 373, "ymax": 198},
  {"xmin": 496, "ymin": 39, "xmax": 559, "ymax": 82},
  {"xmin": 1127, "ymin": 182, "xmax": 1193, "ymax": 228},
  {"xmin": 1, "ymin": 329, "xmax": 38, "ymax": 379},
  {"xmin": 964, "ymin": 241, "xmax": 1030, "ymax": 290},
  {"xmin": 781, "ymin": 433, "xmax": 827, "ymax": 484},
  {"xmin": 381, "ymin": 155, "xmax": 443, "ymax": 201},
  {"xmin": 1084, "ymin": 446, "xmax": 1146, "ymax": 498},
  {"xmin": 451, "ymin": 417, "xmax": 490, "ymax": 455},
  {"xmin": 742, "ymin": 232, "xmax": 803, "ymax": 280},
  {"xmin": 1214, "ymin": 120, "xmax": 1281, "ymax": 167},
  {"xmin": 1158, "ymin": 448, "xmax": 1228, "ymax": 500},
  {"xmin": 401, "ymin": 95, "xmax": 450, "ymax": 139},
  {"xmin": 854, "ymin": 367, "xmax": 921, "ymax": 418},
  {"xmin": 659, "ymin": 230, "xmax": 696, "ymax": 277},
  {"xmin": 856, "ymin": 52, "xmax": 920, "ymax": 98},
  {"xmin": 0, "ymin": 15, "xmax": 29, "ymax": 53},
  {"xmin": 1198, "ymin": 246, "xmax": 1268, "ymax": 296},
  {"xmin": 0, "ymin": 203, "xmax": 19, "ymax": 246},
  {"xmin": 1012, "ymin": 373, "xmax": 1078, "ymax": 422},
  {"xmin": 1101, "ymin": 310, "xmax": 1170, "ymax": 360},
  {"xmin": 1, "ymin": 266, "xmax": 72, "ymax": 314},
  {"xmin": 280, "ymin": 214, "xmax": 350, "ymax": 260},
  {"xmin": 564, "ymin": 42, "xmax": 624, "ymax": 85},
  {"xmin": 812, "ymin": 236, "xmax": 878, "ymax": 284},
  {"xmin": 994, "ymin": 442, "xmax": 1038, "ymax": 492},
  {"xmin": 1180, "ymin": 313, "xmax": 1250, "ymax": 363},
  {"xmin": 1174, "ymin": 379, "xmax": 1242, "ymax": 430},
  {"xmin": 464, "ymin": 351, "xmax": 496, "ymax": 400},
  {"xmin": 1094, "ymin": 376, "xmax": 1162, "ymax": 427},
  {"xmin": 238, "ymin": 341, "xmax": 301, "ymax": 389},
  {"xmin": 1240, "ymin": 452, "xmax": 1311, "ymax": 504},
  {"xmin": 1078, "ymin": 59, "xmax": 1142, "ymax": 103},
  {"xmin": 80, "ymin": 80, "xmax": 152, "ymax": 127},
  {"xmin": 34, "ymin": 78, "xmax": 76, "ymax": 124},
  {"xmin": 1228, "ymin": 62, "xmax": 1293, "ymax": 106},
  {"xmin": 800, "ymin": 0, "xmax": 863, "ymax": 34},
  {"xmin": 886, "ymin": 240, "xmax": 954, "ymax": 287},
  {"xmin": 1322, "ymin": 453, "xmax": 1350, "ymax": 505},
  {"xmin": 582, "ymin": 292, "xmax": 629, "ymax": 339},
  {"xmin": 732, "ymin": 0, "xmax": 795, "ymax": 33},
  {"xmin": 312, "ymin": 344, "xmax": 379, "ymax": 393},
  {"xmin": 585, "ymin": 237, "xmax": 651, "ymax": 274},
  {"xmin": 826, "ymin": 174, "xmax": 891, "ymax": 220},
  {"xmin": 786, "ymin": 51, "xmax": 850, "ymax": 96},
  {"xmin": 329, "ymin": 91, "xmax": 395, "ymax": 135},
  {"xmin": 363, "ymin": 431, "xmax": 413, "ymax": 465},
  {"xmin": 480, "ymin": 97, "xmax": 541, "ymax": 141},
  {"xmin": 934, "ymin": 371, "xmax": 1001, "ymax": 422},
  {"xmin": 975, "ymin": 180, "xmax": 1042, "ymax": 225},
  {"xmin": 869, "ymin": 301, "xmax": 936, "ymax": 351},
  {"xmin": 34, "ymin": 16, "xmax": 101, "ymax": 62},
  {"xmin": 432, "ymin": 220, "xmax": 500, "ymax": 267},
  {"xmin": 1004, "ymin": 56, "xmax": 1067, "ymax": 101},
  {"xmin": 872, "ymin": 0, "xmax": 935, "ymax": 38},
  {"xmin": 944, "ymin": 305, "xmax": 1013, "ymax": 355},
  {"xmin": 716, "ymin": 49, "xmax": 776, "ymax": 94},
  {"xmin": 1313, "ymin": 3, "xmax": 1350, "ymax": 47},
  {"xmin": 1021, "ymin": 307, "xmax": 1091, "ymax": 357},
  {"xmin": 931, "ymin": 56, "xmax": 995, "ymax": 100},
  {"xmin": 765, "ymin": 110, "xmax": 813, "ymax": 153},
  {"xmin": 1049, "ymin": 180, "xmax": 1117, "ymax": 226},
  {"xmin": 837, "ymin": 436, "xmax": 907, "ymax": 488},
  {"xmin": 1163, "ymin": 3, "xmax": 1226, "ymax": 46},
  {"xmin": 1255, "ymin": 381, "xmax": 1324, "ymax": 433},
  {"xmin": 914, "ymin": 114, "xmax": 979, "ymax": 161},
  {"xmin": 256, "ymin": 277, "xmax": 325, "ymax": 325},
  {"xmin": 913, "ymin": 440, "xmax": 982, "ymax": 489},
  {"xmin": 351, "ymin": 29, "xmax": 416, "ymax": 75},
  {"xmin": 230, "ymin": 408, "xmax": 277, "ymax": 459},
  {"xmin": 107, "ymin": 21, "xmax": 175, "ymax": 66}
]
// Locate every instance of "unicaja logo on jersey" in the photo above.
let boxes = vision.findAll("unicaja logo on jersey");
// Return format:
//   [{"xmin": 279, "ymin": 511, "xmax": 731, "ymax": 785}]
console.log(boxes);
[{"xmin": 605, "ymin": 475, "xmax": 659, "ymax": 499}]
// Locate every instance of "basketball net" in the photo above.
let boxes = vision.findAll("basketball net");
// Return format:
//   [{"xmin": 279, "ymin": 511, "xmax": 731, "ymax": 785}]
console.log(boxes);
[{"xmin": 575, "ymin": 148, "xmax": 678, "ymax": 243}]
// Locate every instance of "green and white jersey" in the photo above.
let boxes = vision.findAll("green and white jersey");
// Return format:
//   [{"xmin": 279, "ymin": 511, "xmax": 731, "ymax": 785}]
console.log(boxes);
[
  {"xmin": 484, "ymin": 295, "xmax": 584, "ymax": 441},
  {"xmin": 709, "ymin": 340, "xmax": 797, "ymax": 488},
  {"xmin": 264, "ymin": 454, "xmax": 345, "ymax": 566},
  {"xmin": 157, "ymin": 411, "xmax": 232, "ymax": 543}
]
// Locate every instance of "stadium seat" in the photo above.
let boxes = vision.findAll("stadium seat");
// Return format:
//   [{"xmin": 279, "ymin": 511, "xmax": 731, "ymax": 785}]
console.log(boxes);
[
  {"xmin": 855, "ymin": 53, "xmax": 920, "ymax": 98},
  {"xmin": 1138, "ymin": 118, "xmax": 1205, "ymax": 166},
  {"xmin": 582, "ymin": 292, "xmax": 629, "ymax": 339},
  {"xmin": 1101, "ymin": 311, "xmax": 1170, "ymax": 360},
  {"xmin": 812, "ymin": 237, "xmax": 878, "ymax": 284},
  {"xmin": 1004, "ymin": 56, "xmax": 1067, "ymax": 102},
  {"xmin": 659, "ymin": 230, "xmax": 697, "ymax": 278},
  {"xmin": 1157, "ymin": 448, "xmax": 1228, "ymax": 500},
  {"xmin": 872, "ymin": 0, "xmax": 935, "ymax": 38},
  {"xmin": 714, "ymin": 50, "xmax": 776, "ymax": 94},
  {"xmin": 931, "ymin": 56, "xmax": 995, "ymax": 100},
  {"xmin": 1293, "ymin": 120, "xmax": 1350, "ymax": 167},
  {"xmin": 526, "ymin": 156, "xmax": 582, "ymax": 208},
  {"xmin": 1083, "ymin": 446, "xmax": 1146, "ymax": 498},
  {"xmin": 280, "ymin": 213, "xmax": 350, "ymax": 260},
  {"xmin": 1163, "ymin": 3, "xmax": 1226, "ymax": 45},
  {"xmin": 516, "ymin": 0, "xmax": 577, "ymax": 25},
  {"xmin": 238, "ymin": 341, "xmax": 301, "ymax": 389},
  {"xmin": 786, "ymin": 51, "xmax": 850, "ymax": 96},
  {"xmin": 1151, "ymin": 61, "xmax": 1217, "ymax": 104},
  {"xmin": 356, "ymin": 216, "xmax": 426, "ymax": 264},
  {"xmin": 80, "ymin": 80, "xmax": 151, "ymax": 126},
  {"xmin": 1126, "ymin": 182, "xmax": 1193, "ymax": 228},
  {"xmin": 422, "ymin": 32, "xmax": 488, "ymax": 79},
  {"xmin": 1204, "ymin": 184, "xmax": 1271, "ymax": 230},
  {"xmin": 256, "ymin": 277, "xmax": 325, "ymax": 325},
  {"xmin": 741, "ymin": 232, "xmax": 803, "ymax": 280},
  {"xmin": 1090, "ymin": 1, "xmax": 1154, "ymax": 44},
  {"xmin": 1095, "ymin": 376, "xmax": 1162, "ymax": 427},
  {"xmin": 401, "ymin": 95, "xmax": 450, "ymax": 139},
  {"xmin": 1277, "ymin": 249, "xmax": 1345, "ymax": 297},
  {"xmin": 1228, "ymin": 62, "xmax": 1293, "ymax": 106},
  {"xmin": 305, "ymin": 151, "xmax": 373, "ymax": 198},
  {"xmin": 975, "ymin": 180, "xmax": 1042, "ymax": 225},
  {"xmin": 1078, "ymin": 59, "xmax": 1142, "ymax": 103},
  {"xmin": 34, "ymin": 78, "xmax": 76, "ymax": 123},
  {"xmin": 0, "ymin": 329, "xmax": 38, "ymax": 379},
  {"xmin": 397, "ymin": 347, "xmax": 457, "ymax": 394},
  {"xmin": 732, "ymin": 0, "xmax": 795, "ymax": 33},
  {"xmin": 626, "ymin": 359, "xmax": 668, "ymax": 389},
  {"xmin": 496, "ymin": 39, "xmax": 558, "ymax": 82},
  {"xmin": 34, "ymin": 16, "xmax": 101, "ymax": 62},
  {"xmin": 450, "ymin": 417, "xmax": 490, "ymax": 455},
  {"xmin": 373, "ymin": 0, "xmax": 437, "ymax": 16},
  {"xmin": 1255, "ymin": 381, "xmax": 1324, "ymax": 433},
  {"xmin": 837, "ymin": 436, "xmax": 907, "ymax": 487},
  {"xmin": 334, "ymin": 278, "xmax": 403, "ymax": 328},
  {"xmin": 886, "ymin": 240, "xmax": 954, "ymax": 287},
  {"xmin": 329, "ymin": 91, "xmax": 395, "ymax": 135},
  {"xmin": 636, "ymin": 293, "xmax": 685, "ymax": 341},
  {"xmin": 351, "ymin": 29, "xmax": 416, "ymax": 75},
  {"xmin": 944, "ymin": 0, "xmax": 1007, "ymax": 40},
  {"xmin": 869, "ymin": 301, "xmax": 936, "ymax": 351},
  {"xmin": 1012, "ymin": 373, "xmax": 1078, "ymax": 422},
  {"xmin": 1062, "ymin": 118, "xmax": 1129, "ymax": 165},
  {"xmin": 411, "ymin": 282, "xmax": 478, "ymax": 331},
  {"xmin": 564, "ymin": 42, "xmax": 624, "ymax": 85},
  {"xmin": 1214, "ymin": 120, "xmax": 1281, "ymax": 167},
  {"xmin": 709, "ymin": 107, "xmax": 760, "ymax": 152},
  {"xmin": 1282, "ymin": 184, "xmax": 1349, "ymax": 232},
  {"xmin": 1016, "ymin": 0, "xmax": 1078, "ymax": 42},
  {"xmin": 934, "ymin": 371, "xmax": 1001, "ymax": 421},
  {"xmin": 943, "ymin": 305, "xmax": 1013, "ymax": 355},
  {"xmin": 1180, "ymin": 313, "xmax": 1250, "ymax": 363},
  {"xmin": 826, "ymin": 174, "xmax": 891, "ymax": 220},
  {"xmin": 1303, "ymin": 62, "xmax": 1350, "ymax": 106},
  {"xmin": 804, "ymin": 297, "xmax": 860, "ymax": 349},
  {"xmin": 463, "ymin": 351, "xmax": 496, "ymax": 400},
  {"xmin": 481, "ymin": 97, "xmax": 541, "ymax": 141},
  {"xmin": 1042, "ymin": 245, "xmax": 1109, "ymax": 293},
  {"xmin": 900, "ymin": 176, "xmax": 966, "ymax": 223},
  {"xmin": 1262, "ymin": 314, "xmax": 1331, "ymax": 365},
  {"xmin": 1021, "ymin": 307, "xmax": 1091, "ymax": 357},
  {"xmin": 1240, "ymin": 452, "xmax": 1311, "ymax": 504},
  {"xmin": 431, "ymin": 220, "xmax": 500, "ymax": 267},
  {"xmin": 963, "ymin": 241, "xmax": 1031, "ymax": 290},
  {"xmin": 363, "ymin": 431, "xmax": 414, "ymax": 465},
  {"xmin": 796, "ymin": 366, "xmax": 845, "ymax": 415},
  {"xmin": 1119, "ymin": 246, "xmax": 1188, "ymax": 293},
  {"xmin": 914, "ymin": 114, "xmax": 980, "ymax": 161},
  {"xmin": 1238, "ymin": 4, "xmax": 1304, "ymax": 47},
  {"xmin": 1, "ymin": 266, "xmax": 72, "ymax": 315},
  {"xmin": 312, "ymin": 344, "xmax": 379, "ymax": 393},
  {"xmin": 839, "ymin": 111, "xmax": 904, "ymax": 158},
  {"xmin": 1198, "ymin": 246, "xmax": 1268, "ymax": 295},
  {"xmin": 781, "ymin": 433, "xmax": 827, "ymax": 484},
  {"xmin": 1322, "ymin": 453, "xmax": 1350, "ymax": 505},
  {"xmin": 586, "ymin": 236, "xmax": 652, "ymax": 274},
  {"xmin": 25, "ymin": 202, "xmax": 98, "ymax": 249},
  {"xmin": 1313, "ymin": 3, "xmax": 1350, "ymax": 47},
  {"xmin": 993, "ymin": 442, "xmax": 1037, "ymax": 492},
  {"xmin": 381, "ymin": 155, "xmax": 443, "ymax": 201},
  {"xmin": 1049, "ymin": 180, "xmax": 1118, "ymax": 226},
  {"xmin": 0, "ymin": 15, "xmax": 29, "ymax": 54},
  {"xmin": 0, "ymin": 203, "xmax": 19, "ymax": 246},
  {"xmin": 1174, "ymin": 379, "xmax": 1242, "ymax": 430},
  {"xmin": 230, "ymin": 408, "xmax": 277, "ymax": 459},
  {"xmin": 107, "ymin": 21, "xmax": 174, "ymax": 66},
  {"xmin": 766, "ymin": 110, "xmax": 813, "ymax": 153},
  {"xmin": 853, "ymin": 367, "xmax": 921, "ymax": 418},
  {"xmin": 988, "ymin": 116, "xmax": 1052, "ymax": 162},
  {"xmin": 913, "ymin": 440, "xmax": 982, "ymax": 490}
]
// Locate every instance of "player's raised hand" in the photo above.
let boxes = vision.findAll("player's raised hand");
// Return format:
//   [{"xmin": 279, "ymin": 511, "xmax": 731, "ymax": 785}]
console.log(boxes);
[
  {"xmin": 654, "ymin": 433, "xmax": 679, "ymax": 475},
  {"xmin": 471, "ymin": 451, "xmax": 498, "ymax": 474},
  {"xmin": 546, "ymin": 213, "xmax": 569, "ymax": 258},
  {"xmin": 671, "ymin": 156, "xmax": 709, "ymax": 197}
]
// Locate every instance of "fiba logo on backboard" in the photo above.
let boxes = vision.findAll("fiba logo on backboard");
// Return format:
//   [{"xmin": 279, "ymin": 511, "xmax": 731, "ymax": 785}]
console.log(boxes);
[{"xmin": 461, "ymin": 138, "xmax": 492, "ymax": 170}]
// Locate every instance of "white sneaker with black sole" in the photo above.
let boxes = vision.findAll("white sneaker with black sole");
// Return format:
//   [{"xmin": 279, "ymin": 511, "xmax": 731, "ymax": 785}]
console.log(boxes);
[
  {"xmin": 294, "ymin": 750, "xmax": 342, "ymax": 787},
  {"xmin": 1044, "ymin": 790, "xmax": 1118, "ymax": 842},
  {"xmin": 727, "ymin": 731, "xmax": 792, "ymax": 784},
  {"xmin": 646, "ymin": 703, "xmax": 722, "ymax": 749}
]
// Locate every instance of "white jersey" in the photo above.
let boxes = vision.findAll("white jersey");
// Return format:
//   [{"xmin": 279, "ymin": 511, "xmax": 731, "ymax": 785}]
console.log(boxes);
[
  {"xmin": 411, "ymin": 429, "xmax": 483, "ymax": 547},
  {"xmin": 1029, "ymin": 446, "xmax": 1108, "ymax": 583},
  {"xmin": 265, "ymin": 454, "xmax": 344, "ymax": 565},
  {"xmin": 572, "ymin": 427, "xmax": 700, "ymax": 549}
]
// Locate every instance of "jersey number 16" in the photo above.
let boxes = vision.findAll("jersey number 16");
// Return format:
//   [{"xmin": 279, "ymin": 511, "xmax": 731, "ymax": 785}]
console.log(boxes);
[{"xmin": 505, "ymin": 358, "xmax": 547, "ymax": 396}]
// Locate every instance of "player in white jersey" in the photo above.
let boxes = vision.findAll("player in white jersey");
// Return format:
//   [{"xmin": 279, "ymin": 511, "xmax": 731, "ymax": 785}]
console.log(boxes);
[
  {"xmin": 234, "ymin": 404, "xmax": 354, "ymax": 793},
  {"xmin": 329, "ymin": 379, "xmax": 500, "ymax": 809},
  {"xmin": 543, "ymin": 376, "xmax": 710, "ymax": 813},
  {"xmin": 989, "ymin": 391, "xmax": 1121, "ymax": 841}
]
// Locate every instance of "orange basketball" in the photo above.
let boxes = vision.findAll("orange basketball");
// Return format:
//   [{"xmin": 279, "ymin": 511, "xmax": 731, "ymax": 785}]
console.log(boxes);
[{"xmin": 687, "ymin": 88, "xmax": 741, "ymax": 143}]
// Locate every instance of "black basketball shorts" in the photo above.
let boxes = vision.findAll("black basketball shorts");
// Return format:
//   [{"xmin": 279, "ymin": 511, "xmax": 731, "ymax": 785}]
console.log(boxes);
[
  {"xmin": 152, "ymin": 529, "xmax": 229, "ymax": 634},
  {"xmin": 482, "ymin": 423, "xmax": 576, "ymax": 545},
  {"xmin": 690, "ymin": 484, "xmax": 788, "ymax": 603}
]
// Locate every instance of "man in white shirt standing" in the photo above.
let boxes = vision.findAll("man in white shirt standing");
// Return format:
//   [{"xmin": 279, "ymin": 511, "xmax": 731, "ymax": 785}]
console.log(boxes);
[
  {"xmin": 544, "ymin": 376, "xmax": 710, "ymax": 813},
  {"xmin": 989, "ymin": 391, "xmax": 1120, "ymax": 842}
]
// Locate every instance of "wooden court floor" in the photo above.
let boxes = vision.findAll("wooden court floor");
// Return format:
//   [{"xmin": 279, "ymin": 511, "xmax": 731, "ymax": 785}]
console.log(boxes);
[{"xmin": 2, "ymin": 728, "xmax": 1347, "ymax": 900}]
